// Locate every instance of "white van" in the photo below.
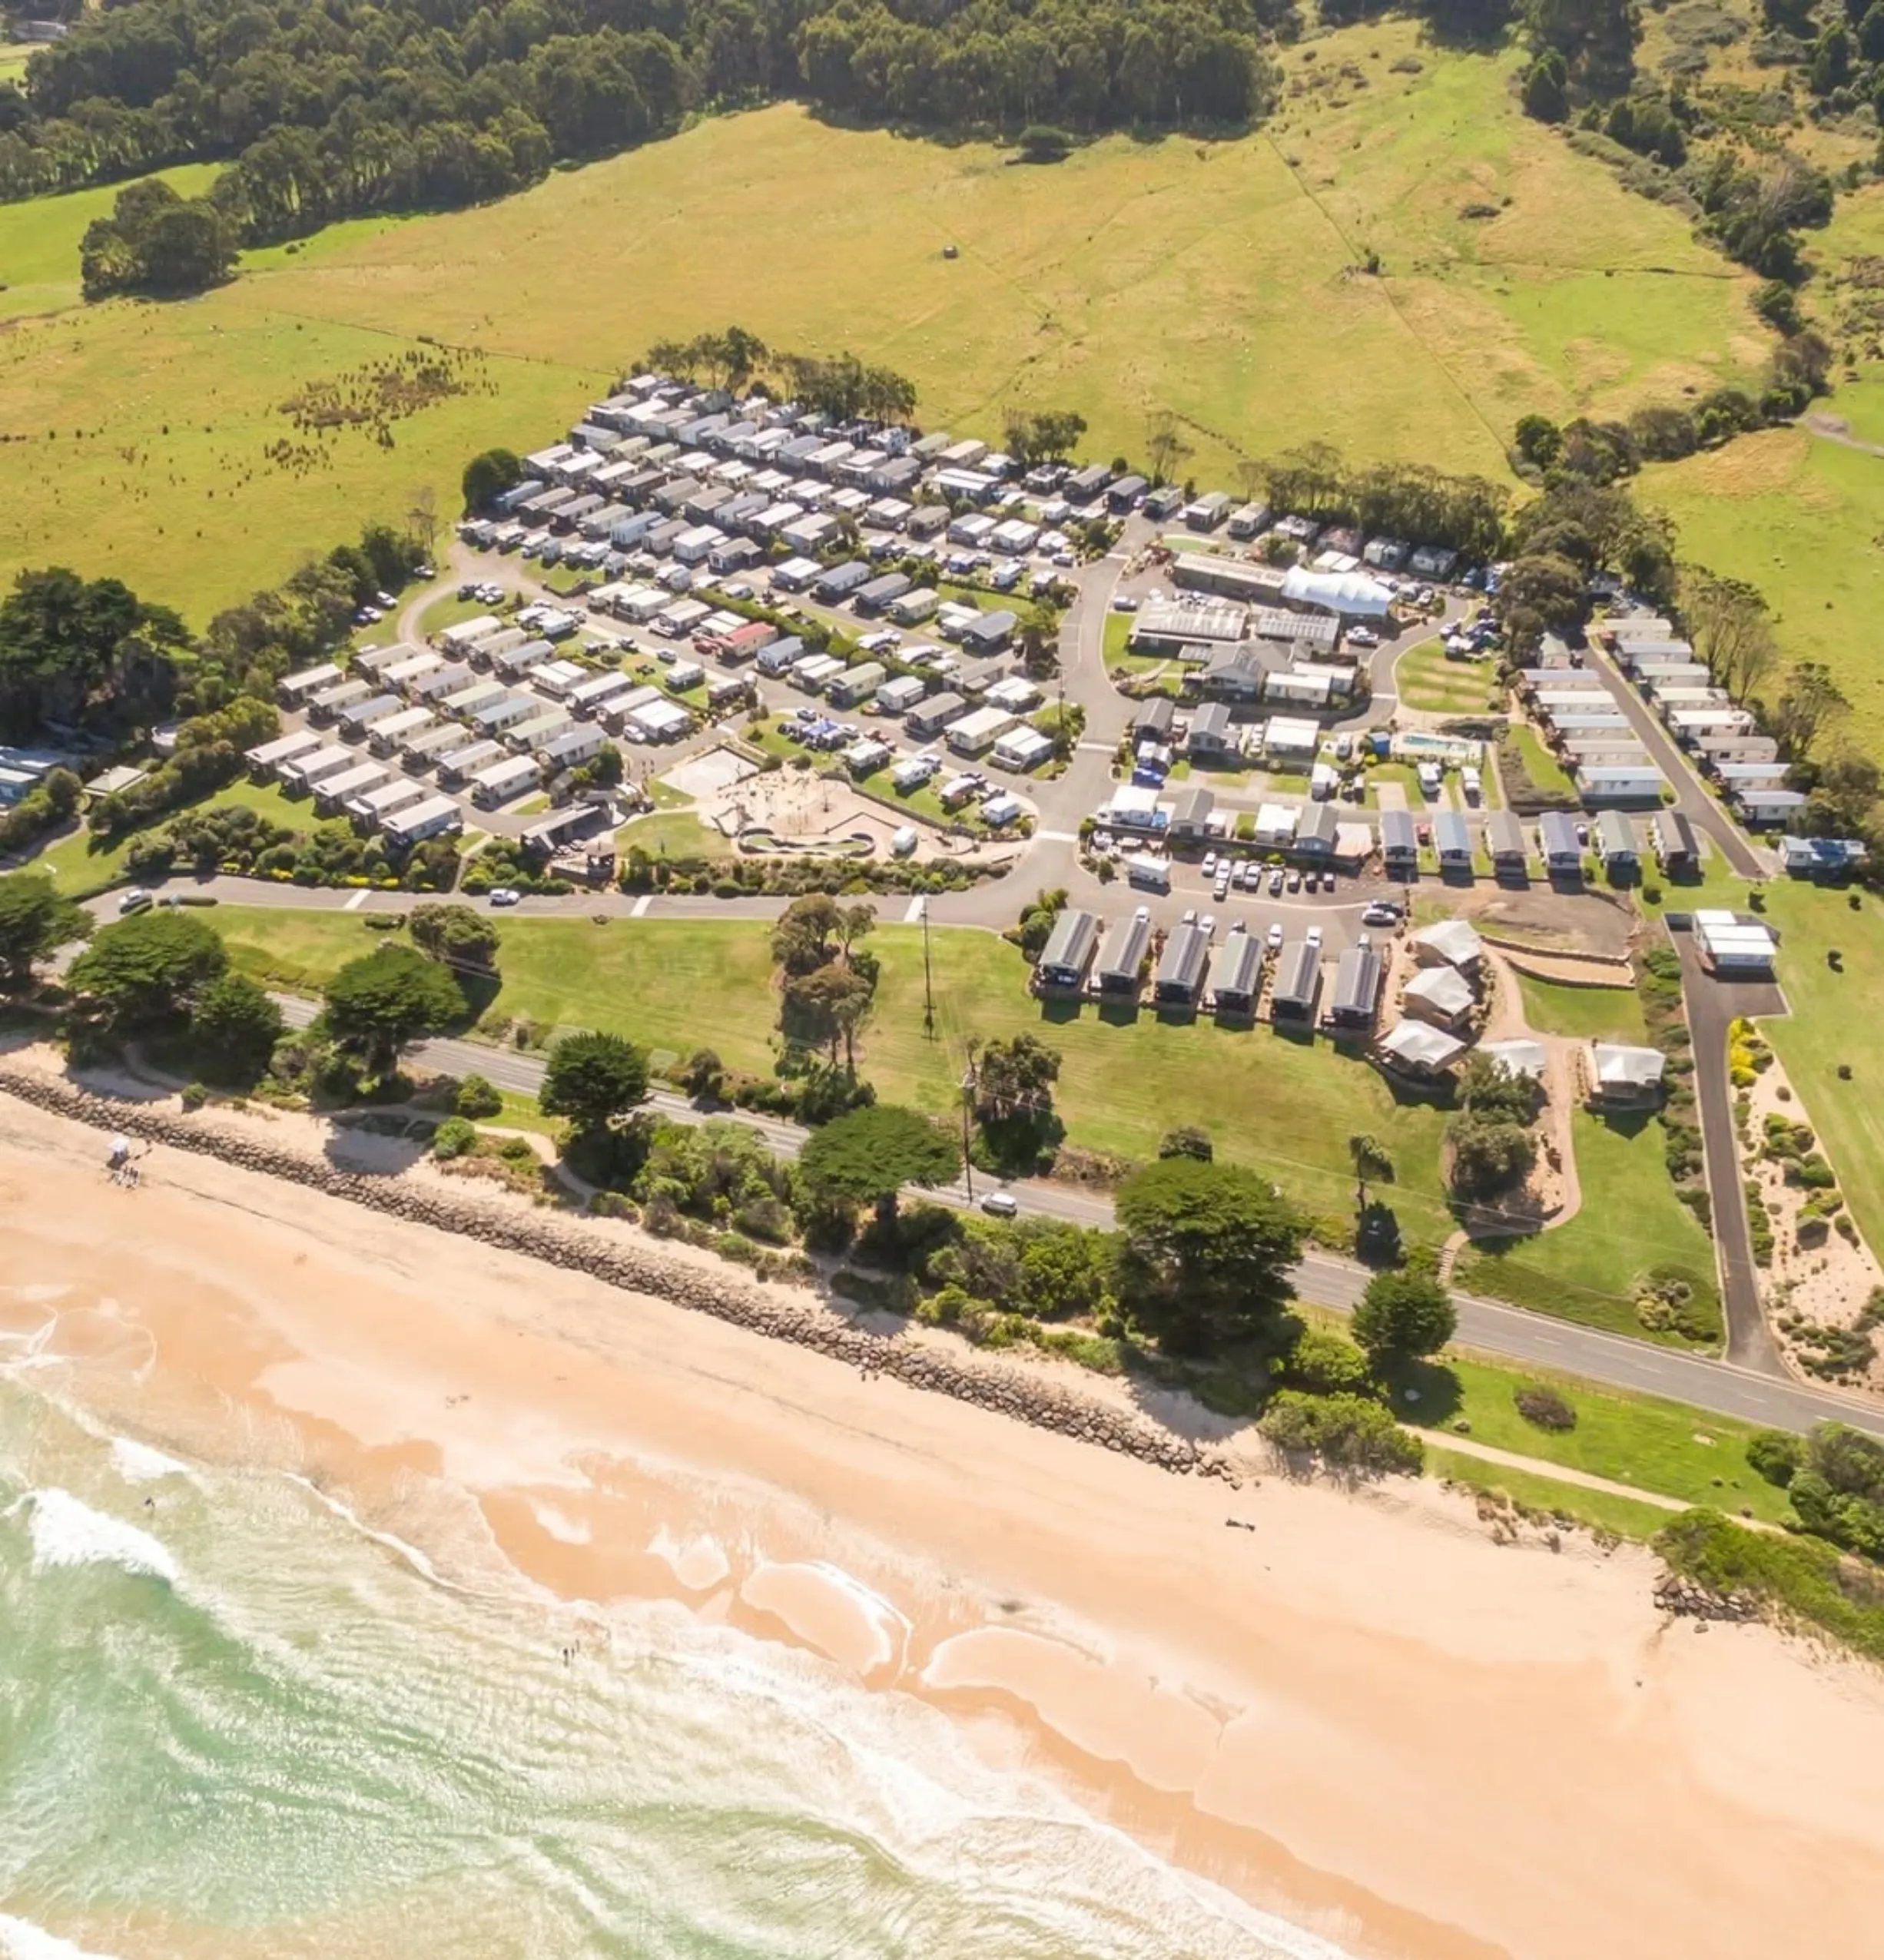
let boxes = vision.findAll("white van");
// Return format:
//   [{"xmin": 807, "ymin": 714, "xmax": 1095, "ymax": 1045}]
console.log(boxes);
[{"xmin": 891, "ymin": 825, "xmax": 919, "ymax": 858}]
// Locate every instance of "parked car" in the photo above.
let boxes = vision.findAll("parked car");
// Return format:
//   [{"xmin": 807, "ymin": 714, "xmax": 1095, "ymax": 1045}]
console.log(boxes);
[
  {"xmin": 1286, "ymin": 868, "xmax": 1302, "ymax": 892},
  {"xmin": 1268, "ymin": 868, "xmax": 1285, "ymax": 894},
  {"xmin": 1265, "ymin": 922, "xmax": 1284, "ymax": 953},
  {"xmin": 1213, "ymin": 869, "xmax": 1231, "ymax": 900},
  {"xmin": 1305, "ymin": 925, "xmax": 1324, "ymax": 950},
  {"xmin": 117, "ymin": 888, "xmax": 154, "ymax": 915},
  {"xmin": 1111, "ymin": 593, "xmax": 1138, "ymax": 612},
  {"xmin": 1362, "ymin": 902, "xmax": 1401, "ymax": 927},
  {"xmin": 1199, "ymin": 913, "xmax": 1216, "ymax": 937},
  {"xmin": 488, "ymin": 888, "xmax": 522, "ymax": 907},
  {"xmin": 1345, "ymin": 625, "xmax": 1378, "ymax": 649}
]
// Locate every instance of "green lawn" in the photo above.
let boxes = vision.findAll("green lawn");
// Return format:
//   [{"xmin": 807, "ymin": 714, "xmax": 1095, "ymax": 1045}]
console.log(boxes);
[
  {"xmin": 1509, "ymin": 723, "xmax": 1577, "ymax": 797},
  {"xmin": 0, "ymin": 161, "xmax": 220, "ymax": 321},
  {"xmin": 618, "ymin": 809, "xmax": 729, "ymax": 860},
  {"xmin": 1424, "ymin": 1449, "xmax": 1680, "ymax": 1541},
  {"xmin": 0, "ymin": 15, "xmax": 1766, "ymax": 625},
  {"xmin": 24, "ymin": 778, "xmax": 308, "ymax": 900},
  {"xmin": 415, "ymin": 589, "xmax": 500, "ymax": 638},
  {"xmin": 217, "ymin": 908, "xmax": 1459, "ymax": 1236},
  {"xmin": 1514, "ymin": 972, "xmax": 1647, "ymax": 1043},
  {"xmin": 1755, "ymin": 879, "xmax": 1884, "ymax": 1254},
  {"xmin": 1395, "ymin": 641, "xmax": 1498, "ymax": 716},
  {"xmin": 1455, "ymin": 1107, "xmax": 1723, "ymax": 1343}
]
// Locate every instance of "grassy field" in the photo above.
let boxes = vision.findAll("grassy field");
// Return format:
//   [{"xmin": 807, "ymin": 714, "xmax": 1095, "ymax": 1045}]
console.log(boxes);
[
  {"xmin": 616, "ymin": 808, "xmax": 728, "ymax": 858},
  {"xmin": 0, "ymin": 17, "xmax": 1767, "ymax": 624},
  {"xmin": 215, "ymin": 907, "xmax": 1461, "ymax": 1235},
  {"xmin": 1424, "ymin": 1448, "xmax": 1677, "ymax": 1539},
  {"xmin": 1394, "ymin": 641, "xmax": 1497, "ymax": 716},
  {"xmin": 1514, "ymin": 972, "xmax": 1647, "ymax": 1043},
  {"xmin": 1646, "ymin": 427, "xmax": 1884, "ymax": 755},
  {"xmin": 1508, "ymin": 723, "xmax": 1577, "ymax": 797},
  {"xmin": 0, "ymin": 161, "xmax": 220, "ymax": 321},
  {"xmin": 1454, "ymin": 1106, "xmax": 1722, "ymax": 1341}
]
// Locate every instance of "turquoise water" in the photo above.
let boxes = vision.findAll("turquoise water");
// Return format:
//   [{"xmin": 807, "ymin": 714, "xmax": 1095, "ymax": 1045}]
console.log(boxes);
[{"xmin": 0, "ymin": 1373, "xmax": 1340, "ymax": 1960}]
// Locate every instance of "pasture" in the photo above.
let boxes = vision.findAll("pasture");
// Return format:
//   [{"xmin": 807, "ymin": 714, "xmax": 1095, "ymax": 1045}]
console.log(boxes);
[{"xmin": 0, "ymin": 18, "xmax": 1763, "ymax": 623}]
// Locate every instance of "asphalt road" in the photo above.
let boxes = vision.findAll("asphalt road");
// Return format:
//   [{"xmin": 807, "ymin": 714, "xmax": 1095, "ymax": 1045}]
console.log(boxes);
[
  {"xmin": 269, "ymin": 998, "xmax": 1884, "ymax": 1442},
  {"xmin": 1581, "ymin": 640, "xmax": 1765, "ymax": 878}
]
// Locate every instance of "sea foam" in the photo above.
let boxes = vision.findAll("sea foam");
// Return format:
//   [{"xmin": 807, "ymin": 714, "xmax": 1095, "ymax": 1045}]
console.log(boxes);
[
  {"xmin": 0, "ymin": 1914, "xmax": 125, "ymax": 1960},
  {"xmin": 8, "ymin": 1487, "xmax": 179, "ymax": 1584},
  {"xmin": 109, "ymin": 1437, "xmax": 194, "ymax": 1486}
]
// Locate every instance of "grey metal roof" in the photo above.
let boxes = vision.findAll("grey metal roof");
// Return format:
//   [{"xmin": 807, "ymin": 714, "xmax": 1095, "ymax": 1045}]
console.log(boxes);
[
  {"xmin": 1484, "ymin": 810, "xmax": 1525, "ymax": 858},
  {"xmin": 1380, "ymin": 808, "xmax": 1418, "ymax": 854},
  {"xmin": 1038, "ymin": 909, "xmax": 1100, "ymax": 981},
  {"xmin": 1155, "ymin": 923, "xmax": 1211, "ymax": 997},
  {"xmin": 1596, "ymin": 810, "xmax": 1636, "ymax": 856},
  {"xmin": 1096, "ymin": 913, "xmax": 1151, "ymax": 985},
  {"xmin": 1539, "ymin": 811, "xmax": 1582, "ymax": 858},
  {"xmin": 1133, "ymin": 695, "xmax": 1174, "ymax": 735},
  {"xmin": 1212, "ymin": 931, "xmax": 1264, "ymax": 1004},
  {"xmin": 1296, "ymin": 801, "xmax": 1338, "ymax": 847},
  {"xmin": 1435, "ymin": 811, "xmax": 1472, "ymax": 858},
  {"xmin": 1271, "ymin": 941, "xmax": 1321, "ymax": 1010},
  {"xmin": 1166, "ymin": 784, "xmax": 1215, "ymax": 829},
  {"xmin": 1332, "ymin": 946, "xmax": 1384, "ymax": 1020}
]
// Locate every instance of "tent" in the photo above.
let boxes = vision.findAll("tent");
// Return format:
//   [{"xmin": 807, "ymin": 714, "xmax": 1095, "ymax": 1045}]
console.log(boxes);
[{"xmin": 1279, "ymin": 565, "xmax": 1395, "ymax": 619}]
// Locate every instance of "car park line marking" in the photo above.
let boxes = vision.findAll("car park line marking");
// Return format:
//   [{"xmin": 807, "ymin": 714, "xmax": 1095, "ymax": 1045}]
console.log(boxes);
[{"xmin": 1036, "ymin": 829, "xmax": 1080, "ymax": 843}]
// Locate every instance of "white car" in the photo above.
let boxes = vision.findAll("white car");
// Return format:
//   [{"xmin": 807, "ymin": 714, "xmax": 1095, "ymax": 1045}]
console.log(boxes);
[
  {"xmin": 117, "ymin": 887, "xmax": 154, "ymax": 914},
  {"xmin": 1286, "ymin": 868, "xmax": 1302, "ymax": 893},
  {"xmin": 1268, "ymin": 868, "xmax": 1285, "ymax": 894},
  {"xmin": 488, "ymin": 888, "xmax": 522, "ymax": 908},
  {"xmin": 1305, "ymin": 926, "xmax": 1324, "ymax": 950},
  {"xmin": 1213, "ymin": 870, "xmax": 1231, "ymax": 901},
  {"xmin": 1110, "ymin": 593, "xmax": 1138, "ymax": 612},
  {"xmin": 1347, "ymin": 626, "xmax": 1378, "ymax": 649},
  {"xmin": 980, "ymin": 1192, "xmax": 1020, "ymax": 1218},
  {"xmin": 1202, "ymin": 851, "xmax": 1218, "ymax": 876},
  {"xmin": 1265, "ymin": 922, "xmax": 1284, "ymax": 953},
  {"xmin": 1362, "ymin": 902, "xmax": 1401, "ymax": 927},
  {"xmin": 1199, "ymin": 913, "xmax": 1216, "ymax": 937}
]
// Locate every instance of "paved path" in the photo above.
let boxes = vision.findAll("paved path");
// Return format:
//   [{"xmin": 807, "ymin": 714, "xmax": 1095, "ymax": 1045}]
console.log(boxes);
[
  {"xmin": 1581, "ymin": 640, "xmax": 1764, "ymax": 878},
  {"xmin": 267, "ymin": 997, "xmax": 1884, "ymax": 1441},
  {"xmin": 1669, "ymin": 920, "xmax": 1788, "ymax": 1376}
]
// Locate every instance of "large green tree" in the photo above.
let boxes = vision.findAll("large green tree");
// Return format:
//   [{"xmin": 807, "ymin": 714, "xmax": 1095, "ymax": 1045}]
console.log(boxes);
[
  {"xmin": 322, "ymin": 943, "xmax": 463, "ymax": 1079},
  {"xmin": 1114, "ymin": 1157, "xmax": 1305, "ymax": 1351},
  {"xmin": 67, "ymin": 907, "xmax": 227, "ymax": 1029},
  {"xmin": 1352, "ymin": 1269, "xmax": 1457, "ymax": 1363},
  {"xmin": 796, "ymin": 1103, "xmax": 959, "ymax": 1225},
  {"xmin": 188, "ymin": 971, "xmax": 284, "ymax": 1085},
  {"xmin": 0, "ymin": 874, "xmax": 87, "ymax": 989},
  {"xmin": 539, "ymin": 1030, "xmax": 650, "ymax": 1137},
  {"xmin": 461, "ymin": 447, "xmax": 523, "ymax": 514},
  {"xmin": 408, "ymin": 901, "xmax": 502, "ymax": 972}
]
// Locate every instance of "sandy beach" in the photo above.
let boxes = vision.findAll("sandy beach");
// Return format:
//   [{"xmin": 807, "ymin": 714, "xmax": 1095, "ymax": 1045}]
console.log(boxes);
[{"xmin": 4, "ymin": 1090, "xmax": 1884, "ymax": 1960}]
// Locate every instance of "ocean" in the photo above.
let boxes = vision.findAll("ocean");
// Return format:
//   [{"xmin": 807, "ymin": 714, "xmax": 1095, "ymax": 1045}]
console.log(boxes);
[{"xmin": 0, "ymin": 1361, "xmax": 1344, "ymax": 1960}]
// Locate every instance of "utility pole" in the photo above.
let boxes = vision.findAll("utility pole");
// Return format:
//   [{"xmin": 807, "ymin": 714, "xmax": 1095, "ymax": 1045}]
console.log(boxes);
[
  {"xmin": 959, "ymin": 1042, "xmax": 977, "ymax": 1206},
  {"xmin": 920, "ymin": 896, "xmax": 935, "ymax": 1037}
]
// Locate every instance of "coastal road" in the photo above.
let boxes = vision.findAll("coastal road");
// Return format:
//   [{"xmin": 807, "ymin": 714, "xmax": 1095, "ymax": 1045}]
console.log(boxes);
[{"xmin": 270, "ymin": 1000, "xmax": 1884, "ymax": 1442}]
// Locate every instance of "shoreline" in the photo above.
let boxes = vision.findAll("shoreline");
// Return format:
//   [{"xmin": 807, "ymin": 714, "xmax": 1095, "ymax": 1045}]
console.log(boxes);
[{"xmin": 5, "ymin": 1079, "xmax": 1884, "ymax": 1959}]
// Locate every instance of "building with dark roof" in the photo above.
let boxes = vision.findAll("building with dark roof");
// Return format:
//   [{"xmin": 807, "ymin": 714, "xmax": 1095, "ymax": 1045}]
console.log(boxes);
[{"xmin": 1037, "ymin": 909, "xmax": 1100, "ymax": 991}]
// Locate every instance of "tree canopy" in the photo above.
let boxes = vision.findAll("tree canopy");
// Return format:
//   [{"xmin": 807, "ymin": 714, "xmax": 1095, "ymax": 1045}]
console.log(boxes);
[
  {"xmin": 0, "ymin": 874, "xmax": 88, "ymax": 990},
  {"xmin": 80, "ymin": 176, "xmax": 237, "ymax": 300},
  {"xmin": 321, "ymin": 943, "xmax": 463, "ymax": 1078},
  {"xmin": 796, "ymin": 1103, "xmax": 958, "ymax": 1222},
  {"xmin": 0, "ymin": 566, "xmax": 190, "ymax": 743},
  {"xmin": 1113, "ymin": 1156, "xmax": 1305, "ymax": 1351},
  {"xmin": 1351, "ymin": 1269, "xmax": 1457, "ymax": 1362},
  {"xmin": 1, "ymin": 0, "xmax": 1283, "ymax": 243},
  {"xmin": 67, "ymin": 907, "xmax": 227, "ymax": 1028},
  {"xmin": 408, "ymin": 901, "xmax": 502, "ymax": 973},
  {"xmin": 187, "ymin": 970, "xmax": 284, "ymax": 1084},
  {"xmin": 539, "ymin": 1030, "xmax": 650, "ymax": 1136}
]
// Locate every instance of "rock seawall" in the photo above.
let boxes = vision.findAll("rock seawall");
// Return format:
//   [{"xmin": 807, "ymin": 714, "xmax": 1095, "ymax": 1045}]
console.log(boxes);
[{"xmin": 0, "ymin": 1067, "xmax": 1233, "ymax": 1484}]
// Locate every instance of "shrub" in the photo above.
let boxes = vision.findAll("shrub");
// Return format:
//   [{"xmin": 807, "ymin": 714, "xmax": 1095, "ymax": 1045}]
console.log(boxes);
[
  {"xmin": 1513, "ymin": 1384, "xmax": 1575, "ymax": 1431},
  {"xmin": 1259, "ymin": 1391, "xmax": 1424, "ymax": 1474},
  {"xmin": 1275, "ymin": 1326, "xmax": 1374, "ymax": 1397},
  {"xmin": 1746, "ymin": 1429, "xmax": 1803, "ymax": 1487},
  {"xmin": 179, "ymin": 1080, "xmax": 209, "ymax": 1112},
  {"xmin": 432, "ymin": 1116, "xmax": 477, "ymax": 1159},
  {"xmin": 453, "ymin": 1073, "xmax": 503, "ymax": 1119}
]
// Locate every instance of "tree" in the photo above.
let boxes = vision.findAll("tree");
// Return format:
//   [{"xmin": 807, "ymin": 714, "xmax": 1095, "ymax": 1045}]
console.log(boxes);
[
  {"xmin": 1521, "ymin": 50, "xmax": 1568, "ymax": 124},
  {"xmin": 1513, "ymin": 413, "xmax": 1563, "ymax": 471},
  {"xmin": 1774, "ymin": 660, "xmax": 1848, "ymax": 761},
  {"xmin": 1352, "ymin": 1269, "xmax": 1457, "ymax": 1362},
  {"xmin": 1003, "ymin": 406, "xmax": 1087, "ymax": 462},
  {"xmin": 1447, "ymin": 1113, "xmax": 1537, "ymax": 1199},
  {"xmin": 1259, "ymin": 1391, "xmax": 1424, "ymax": 1474},
  {"xmin": 321, "ymin": 943, "xmax": 463, "ymax": 1079},
  {"xmin": 771, "ymin": 893, "xmax": 847, "ymax": 975},
  {"xmin": 1348, "ymin": 1133, "xmax": 1394, "ymax": 1211},
  {"xmin": 539, "ymin": 1030, "xmax": 650, "ymax": 1136},
  {"xmin": 0, "ymin": 874, "xmax": 86, "ymax": 989},
  {"xmin": 408, "ymin": 900, "xmax": 501, "ymax": 972},
  {"xmin": 796, "ymin": 1103, "xmax": 959, "ymax": 1226},
  {"xmin": 1455, "ymin": 1053, "xmax": 1542, "ymax": 1125},
  {"xmin": 461, "ymin": 447, "xmax": 523, "ymax": 515},
  {"xmin": 67, "ymin": 909, "xmax": 226, "ymax": 1030},
  {"xmin": 1143, "ymin": 410, "xmax": 1192, "ymax": 486},
  {"xmin": 188, "ymin": 972, "xmax": 284, "ymax": 1084},
  {"xmin": 974, "ymin": 1033, "xmax": 1062, "ymax": 1169},
  {"xmin": 1680, "ymin": 567, "xmax": 1778, "ymax": 705},
  {"xmin": 1114, "ymin": 1157, "xmax": 1305, "ymax": 1351}
]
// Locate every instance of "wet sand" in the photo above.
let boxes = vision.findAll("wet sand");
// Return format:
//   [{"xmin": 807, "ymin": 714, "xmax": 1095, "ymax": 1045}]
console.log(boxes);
[{"xmin": 5, "ymin": 1094, "xmax": 1884, "ymax": 1960}]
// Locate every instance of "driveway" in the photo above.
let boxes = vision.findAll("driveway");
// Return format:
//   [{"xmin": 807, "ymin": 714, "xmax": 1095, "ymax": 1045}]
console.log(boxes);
[
  {"xmin": 1670, "ymin": 922, "xmax": 1786, "ymax": 1375},
  {"xmin": 1581, "ymin": 642, "xmax": 1765, "ymax": 877}
]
